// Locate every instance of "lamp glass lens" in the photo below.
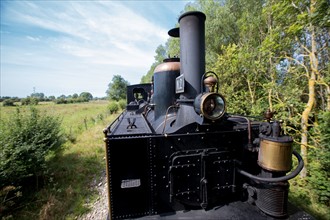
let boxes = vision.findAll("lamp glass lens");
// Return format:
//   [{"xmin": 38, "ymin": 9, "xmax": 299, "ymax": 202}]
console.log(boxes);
[{"xmin": 203, "ymin": 94, "xmax": 225, "ymax": 119}]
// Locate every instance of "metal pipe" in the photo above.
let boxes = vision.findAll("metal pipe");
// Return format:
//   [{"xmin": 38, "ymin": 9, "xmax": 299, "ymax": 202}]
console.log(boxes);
[
  {"xmin": 162, "ymin": 105, "xmax": 177, "ymax": 134},
  {"xmin": 230, "ymin": 115, "xmax": 252, "ymax": 146},
  {"xmin": 237, "ymin": 150, "xmax": 304, "ymax": 183}
]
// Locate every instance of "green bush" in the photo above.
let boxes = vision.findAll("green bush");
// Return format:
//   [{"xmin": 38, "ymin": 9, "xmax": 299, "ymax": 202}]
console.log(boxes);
[
  {"xmin": 2, "ymin": 99, "xmax": 15, "ymax": 106},
  {"xmin": 107, "ymin": 102, "xmax": 119, "ymax": 114},
  {"xmin": 0, "ymin": 107, "xmax": 64, "ymax": 187},
  {"xmin": 309, "ymin": 111, "xmax": 330, "ymax": 205},
  {"xmin": 118, "ymin": 99, "xmax": 127, "ymax": 110},
  {"xmin": 54, "ymin": 98, "xmax": 67, "ymax": 104},
  {"xmin": 21, "ymin": 97, "xmax": 39, "ymax": 105}
]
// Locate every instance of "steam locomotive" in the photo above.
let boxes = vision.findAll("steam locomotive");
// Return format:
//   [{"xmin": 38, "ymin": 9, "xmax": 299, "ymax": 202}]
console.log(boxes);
[{"xmin": 103, "ymin": 11, "xmax": 308, "ymax": 220}]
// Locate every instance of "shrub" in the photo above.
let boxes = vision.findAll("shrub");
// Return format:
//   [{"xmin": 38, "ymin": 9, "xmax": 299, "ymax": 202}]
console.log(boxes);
[
  {"xmin": 309, "ymin": 111, "xmax": 330, "ymax": 205},
  {"xmin": 108, "ymin": 102, "xmax": 119, "ymax": 114},
  {"xmin": 2, "ymin": 99, "xmax": 15, "ymax": 106},
  {"xmin": 0, "ymin": 107, "xmax": 64, "ymax": 187},
  {"xmin": 54, "ymin": 98, "xmax": 67, "ymax": 104},
  {"xmin": 118, "ymin": 99, "xmax": 127, "ymax": 110},
  {"xmin": 21, "ymin": 97, "xmax": 39, "ymax": 105}
]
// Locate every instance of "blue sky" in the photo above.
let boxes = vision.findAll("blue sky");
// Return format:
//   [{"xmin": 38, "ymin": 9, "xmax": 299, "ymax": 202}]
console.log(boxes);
[{"xmin": 0, "ymin": 0, "xmax": 189, "ymax": 98}]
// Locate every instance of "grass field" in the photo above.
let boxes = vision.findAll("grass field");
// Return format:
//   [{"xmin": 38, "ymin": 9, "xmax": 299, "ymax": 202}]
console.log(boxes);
[
  {"xmin": 1, "ymin": 101, "xmax": 328, "ymax": 219},
  {"xmin": 1, "ymin": 101, "xmax": 119, "ymax": 219}
]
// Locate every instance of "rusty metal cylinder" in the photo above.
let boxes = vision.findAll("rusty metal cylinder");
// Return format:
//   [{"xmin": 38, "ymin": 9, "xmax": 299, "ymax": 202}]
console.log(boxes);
[
  {"xmin": 258, "ymin": 137, "xmax": 293, "ymax": 172},
  {"xmin": 153, "ymin": 58, "xmax": 180, "ymax": 120}
]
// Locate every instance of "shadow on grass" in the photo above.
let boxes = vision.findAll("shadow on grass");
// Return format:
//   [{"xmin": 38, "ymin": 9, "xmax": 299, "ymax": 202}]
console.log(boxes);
[{"xmin": 6, "ymin": 151, "xmax": 105, "ymax": 220}]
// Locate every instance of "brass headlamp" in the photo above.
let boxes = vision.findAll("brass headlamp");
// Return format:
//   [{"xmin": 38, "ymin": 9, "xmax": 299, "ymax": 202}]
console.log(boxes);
[
  {"xmin": 194, "ymin": 92, "xmax": 226, "ymax": 120},
  {"xmin": 194, "ymin": 73, "xmax": 226, "ymax": 121}
]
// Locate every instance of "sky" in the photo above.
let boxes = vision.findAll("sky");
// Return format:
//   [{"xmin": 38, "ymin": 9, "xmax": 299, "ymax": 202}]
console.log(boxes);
[{"xmin": 0, "ymin": 0, "xmax": 190, "ymax": 98}]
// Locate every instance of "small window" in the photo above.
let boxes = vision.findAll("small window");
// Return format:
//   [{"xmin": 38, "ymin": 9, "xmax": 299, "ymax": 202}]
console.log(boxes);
[{"xmin": 133, "ymin": 88, "xmax": 147, "ymax": 101}]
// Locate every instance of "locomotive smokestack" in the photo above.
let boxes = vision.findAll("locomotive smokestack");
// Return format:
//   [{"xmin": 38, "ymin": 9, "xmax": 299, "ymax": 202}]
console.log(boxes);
[
  {"xmin": 179, "ymin": 11, "xmax": 206, "ymax": 99},
  {"xmin": 164, "ymin": 11, "xmax": 207, "ymax": 131}
]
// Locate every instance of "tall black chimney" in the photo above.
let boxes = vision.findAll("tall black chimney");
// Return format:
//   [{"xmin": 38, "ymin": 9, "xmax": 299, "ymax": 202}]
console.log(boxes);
[
  {"xmin": 165, "ymin": 11, "xmax": 207, "ymax": 132},
  {"xmin": 179, "ymin": 11, "xmax": 206, "ymax": 99}
]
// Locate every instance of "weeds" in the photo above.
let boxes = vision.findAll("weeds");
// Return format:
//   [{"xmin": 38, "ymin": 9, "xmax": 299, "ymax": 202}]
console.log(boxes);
[{"xmin": 1, "ymin": 101, "xmax": 117, "ymax": 219}]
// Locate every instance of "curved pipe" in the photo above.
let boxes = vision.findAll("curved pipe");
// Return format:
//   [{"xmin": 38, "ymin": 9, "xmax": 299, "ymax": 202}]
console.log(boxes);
[
  {"xmin": 229, "ymin": 115, "xmax": 252, "ymax": 146},
  {"xmin": 237, "ymin": 150, "xmax": 304, "ymax": 183},
  {"xmin": 162, "ymin": 105, "xmax": 177, "ymax": 134}
]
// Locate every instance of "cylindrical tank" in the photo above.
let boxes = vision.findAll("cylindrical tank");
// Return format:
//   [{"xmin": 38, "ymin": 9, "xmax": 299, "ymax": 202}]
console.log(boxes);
[
  {"xmin": 178, "ymin": 11, "xmax": 206, "ymax": 99},
  {"xmin": 258, "ymin": 136, "xmax": 293, "ymax": 172},
  {"xmin": 153, "ymin": 58, "xmax": 180, "ymax": 120}
]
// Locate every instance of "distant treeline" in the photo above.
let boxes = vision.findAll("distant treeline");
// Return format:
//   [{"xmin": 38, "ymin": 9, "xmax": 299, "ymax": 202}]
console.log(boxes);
[{"xmin": 1, "ymin": 92, "xmax": 107, "ymax": 106}]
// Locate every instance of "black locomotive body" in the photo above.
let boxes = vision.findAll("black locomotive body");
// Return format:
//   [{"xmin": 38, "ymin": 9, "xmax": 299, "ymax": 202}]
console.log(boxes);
[{"xmin": 103, "ymin": 11, "xmax": 308, "ymax": 220}]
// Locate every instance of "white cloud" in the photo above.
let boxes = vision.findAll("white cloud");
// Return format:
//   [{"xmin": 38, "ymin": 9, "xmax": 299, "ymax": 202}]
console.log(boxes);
[
  {"xmin": 1, "ymin": 1, "xmax": 186, "ymax": 97},
  {"xmin": 16, "ymin": 1, "xmax": 167, "ymax": 66},
  {"xmin": 26, "ymin": 36, "xmax": 40, "ymax": 41}
]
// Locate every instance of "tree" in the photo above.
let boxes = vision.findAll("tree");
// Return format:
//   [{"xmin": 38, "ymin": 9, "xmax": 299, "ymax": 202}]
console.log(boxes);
[
  {"xmin": 58, "ymin": 94, "xmax": 66, "ymax": 99},
  {"xmin": 106, "ymin": 75, "xmax": 129, "ymax": 101},
  {"xmin": 167, "ymin": 34, "xmax": 180, "ymax": 59},
  {"xmin": 79, "ymin": 92, "xmax": 93, "ymax": 101},
  {"xmin": 154, "ymin": 44, "xmax": 167, "ymax": 63},
  {"xmin": 31, "ymin": 92, "xmax": 45, "ymax": 100},
  {"xmin": 262, "ymin": 0, "xmax": 330, "ymax": 178},
  {"xmin": 141, "ymin": 44, "xmax": 168, "ymax": 83},
  {"xmin": 141, "ymin": 64, "xmax": 157, "ymax": 83}
]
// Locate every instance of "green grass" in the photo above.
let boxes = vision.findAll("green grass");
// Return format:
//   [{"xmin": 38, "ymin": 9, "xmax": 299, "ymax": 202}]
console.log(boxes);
[
  {"xmin": 1, "ymin": 101, "xmax": 119, "ymax": 219},
  {"xmin": 289, "ymin": 179, "xmax": 330, "ymax": 220},
  {"xmin": 1, "ymin": 100, "xmax": 109, "ymax": 130},
  {"xmin": 1, "ymin": 101, "xmax": 111, "ymax": 143}
]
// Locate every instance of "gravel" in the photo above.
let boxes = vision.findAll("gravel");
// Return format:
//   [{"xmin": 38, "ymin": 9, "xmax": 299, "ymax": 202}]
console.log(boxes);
[{"xmin": 78, "ymin": 171, "xmax": 108, "ymax": 220}]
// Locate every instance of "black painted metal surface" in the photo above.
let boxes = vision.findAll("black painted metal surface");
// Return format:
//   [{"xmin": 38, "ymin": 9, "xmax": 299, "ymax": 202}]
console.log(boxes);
[{"xmin": 178, "ymin": 11, "xmax": 205, "ymax": 99}]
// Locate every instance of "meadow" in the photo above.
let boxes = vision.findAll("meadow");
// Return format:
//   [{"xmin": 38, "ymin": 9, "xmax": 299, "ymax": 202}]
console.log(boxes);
[
  {"xmin": 0, "ymin": 101, "xmax": 118, "ymax": 219},
  {"xmin": 1, "ymin": 101, "xmax": 328, "ymax": 219}
]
